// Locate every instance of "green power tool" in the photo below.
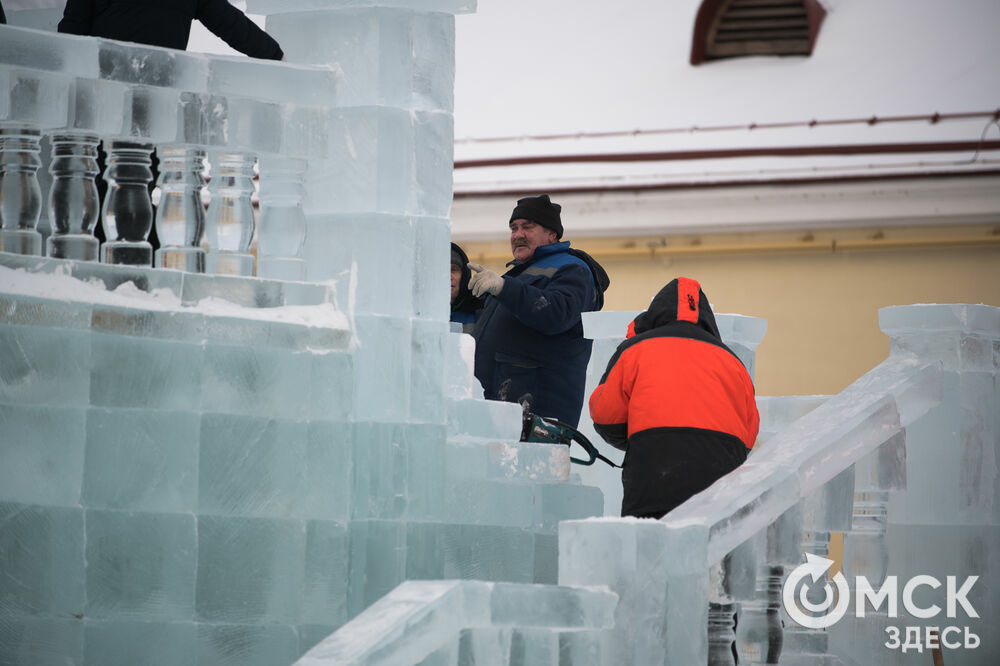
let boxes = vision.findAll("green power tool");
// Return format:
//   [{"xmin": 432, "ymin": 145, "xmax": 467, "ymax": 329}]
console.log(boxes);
[{"xmin": 519, "ymin": 398, "xmax": 620, "ymax": 468}]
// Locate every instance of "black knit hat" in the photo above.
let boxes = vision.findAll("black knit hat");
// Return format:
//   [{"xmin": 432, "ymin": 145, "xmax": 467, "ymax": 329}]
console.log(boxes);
[{"xmin": 509, "ymin": 194, "xmax": 563, "ymax": 239}]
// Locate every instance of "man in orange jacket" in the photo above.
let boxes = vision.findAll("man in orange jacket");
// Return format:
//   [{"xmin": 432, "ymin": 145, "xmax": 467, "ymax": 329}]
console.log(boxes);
[{"xmin": 589, "ymin": 277, "xmax": 759, "ymax": 519}]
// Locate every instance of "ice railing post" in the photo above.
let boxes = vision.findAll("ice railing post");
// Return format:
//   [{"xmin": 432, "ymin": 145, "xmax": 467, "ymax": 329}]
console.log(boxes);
[
  {"xmin": 0, "ymin": 124, "xmax": 43, "ymax": 255},
  {"xmin": 154, "ymin": 145, "xmax": 207, "ymax": 272},
  {"xmin": 561, "ymin": 309, "xmax": 945, "ymax": 665},
  {"xmin": 830, "ymin": 304, "xmax": 1000, "ymax": 663},
  {"xmin": 0, "ymin": 24, "xmax": 335, "ymax": 276}
]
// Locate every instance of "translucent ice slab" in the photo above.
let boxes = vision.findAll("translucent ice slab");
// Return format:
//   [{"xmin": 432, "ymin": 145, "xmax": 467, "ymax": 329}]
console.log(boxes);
[
  {"xmin": 0, "ymin": 322, "xmax": 92, "ymax": 407},
  {"xmin": 581, "ymin": 310, "xmax": 640, "ymax": 339},
  {"xmin": 294, "ymin": 580, "xmax": 614, "ymax": 666},
  {"xmin": 445, "ymin": 437, "xmax": 571, "ymax": 483},
  {"xmin": 0, "ymin": 24, "xmax": 337, "ymax": 108},
  {"xmin": 196, "ymin": 516, "xmax": 306, "ymax": 625},
  {"xmin": 83, "ymin": 408, "xmax": 200, "ymax": 513},
  {"xmin": 260, "ymin": 6, "xmax": 457, "ymax": 111},
  {"xmin": 881, "ymin": 303, "xmax": 1000, "ymax": 370},
  {"xmin": 559, "ymin": 518, "xmax": 709, "ymax": 665},
  {"xmin": 410, "ymin": 318, "xmax": 448, "ymax": 423},
  {"xmin": 411, "ymin": 216, "xmax": 451, "ymax": 322},
  {"xmin": 444, "ymin": 330, "xmax": 478, "ymax": 399},
  {"xmin": 85, "ymin": 509, "xmax": 197, "ymax": 621},
  {"xmin": 0, "ymin": 67, "xmax": 72, "ymax": 128},
  {"xmin": 0, "ymin": 405, "xmax": 87, "ymax": 506},
  {"xmin": 0, "ymin": 503, "xmax": 85, "ymax": 617},
  {"xmin": 446, "ymin": 397, "xmax": 523, "ymax": 440}
]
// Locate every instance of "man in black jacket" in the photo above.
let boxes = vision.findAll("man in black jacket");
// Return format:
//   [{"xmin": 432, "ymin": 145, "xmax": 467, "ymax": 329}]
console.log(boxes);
[{"xmin": 57, "ymin": 0, "xmax": 284, "ymax": 61}]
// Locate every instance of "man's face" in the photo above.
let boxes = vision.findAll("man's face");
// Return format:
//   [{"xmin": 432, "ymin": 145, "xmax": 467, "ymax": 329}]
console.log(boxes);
[
  {"xmin": 450, "ymin": 263, "xmax": 462, "ymax": 303},
  {"xmin": 510, "ymin": 219, "xmax": 557, "ymax": 263}
]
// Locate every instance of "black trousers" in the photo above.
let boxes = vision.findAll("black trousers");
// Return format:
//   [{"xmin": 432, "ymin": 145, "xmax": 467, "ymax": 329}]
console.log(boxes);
[{"xmin": 620, "ymin": 428, "xmax": 748, "ymax": 519}]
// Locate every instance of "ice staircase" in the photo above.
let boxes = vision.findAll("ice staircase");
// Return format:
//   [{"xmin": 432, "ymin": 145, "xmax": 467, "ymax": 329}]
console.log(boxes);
[
  {"xmin": 444, "ymin": 331, "xmax": 603, "ymax": 559},
  {"xmin": 299, "ymin": 304, "xmax": 999, "ymax": 665}
]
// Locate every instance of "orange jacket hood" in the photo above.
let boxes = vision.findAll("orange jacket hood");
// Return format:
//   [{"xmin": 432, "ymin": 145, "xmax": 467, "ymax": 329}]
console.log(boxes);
[{"xmin": 631, "ymin": 277, "xmax": 721, "ymax": 340}]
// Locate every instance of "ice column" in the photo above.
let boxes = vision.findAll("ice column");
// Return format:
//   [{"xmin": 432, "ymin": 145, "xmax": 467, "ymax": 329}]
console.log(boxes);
[
  {"xmin": 100, "ymin": 140, "xmax": 155, "ymax": 266},
  {"xmin": 0, "ymin": 125, "xmax": 43, "ymax": 255},
  {"xmin": 154, "ymin": 146, "xmax": 207, "ymax": 272},
  {"xmin": 257, "ymin": 155, "xmax": 307, "ymax": 281},
  {"xmin": 246, "ymin": 0, "xmax": 462, "ymax": 288},
  {"xmin": 205, "ymin": 152, "xmax": 256, "ymax": 276},
  {"xmin": 46, "ymin": 133, "xmax": 101, "ymax": 261}
]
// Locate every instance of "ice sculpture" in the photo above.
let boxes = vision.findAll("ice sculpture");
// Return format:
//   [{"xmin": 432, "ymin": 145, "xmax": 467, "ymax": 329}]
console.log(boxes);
[{"xmin": 2, "ymin": 1, "xmax": 998, "ymax": 664}]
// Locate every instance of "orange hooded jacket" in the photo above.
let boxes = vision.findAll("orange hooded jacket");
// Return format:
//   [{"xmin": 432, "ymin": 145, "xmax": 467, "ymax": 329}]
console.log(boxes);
[{"xmin": 589, "ymin": 277, "xmax": 759, "ymax": 516}]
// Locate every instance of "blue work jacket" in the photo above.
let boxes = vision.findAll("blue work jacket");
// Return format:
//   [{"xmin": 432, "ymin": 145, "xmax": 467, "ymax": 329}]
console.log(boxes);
[{"xmin": 471, "ymin": 241, "xmax": 606, "ymax": 428}]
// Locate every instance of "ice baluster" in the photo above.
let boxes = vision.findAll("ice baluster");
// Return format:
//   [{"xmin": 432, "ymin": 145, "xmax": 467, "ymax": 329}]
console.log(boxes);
[
  {"xmin": 0, "ymin": 125, "xmax": 43, "ymax": 255},
  {"xmin": 843, "ymin": 491, "xmax": 889, "ymax": 586},
  {"xmin": 100, "ymin": 140, "xmax": 154, "ymax": 265},
  {"xmin": 205, "ymin": 152, "xmax": 256, "ymax": 276},
  {"xmin": 256, "ymin": 155, "xmax": 306, "ymax": 281},
  {"xmin": 46, "ymin": 132, "xmax": 101, "ymax": 261},
  {"xmin": 836, "ymin": 491, "xmax": 892, "ymax": 661},
  {"xmin": 709, "ymin": 541, "xmax": 756, "ymax": 666},
  {"xmin": 842, "ymin": 428, "xmax": 902, "ymax": 590},
  {"xmin": 782, "ymin": 530, "xmax": 833, "ymax": 659},
  {"xmin": 708, "ymin": 601, "xmax": 739, "ymax": 666},
  {"xmin": 736, "ymin": 522, "xmax": 794, "ymax": 665},
  {"xmin": 746, "ymin": 565, "xmax": 785, "ymax": 664},
  {"xmin": 154, "ymin": 145, "xmax": 206, "ymax": 272}
]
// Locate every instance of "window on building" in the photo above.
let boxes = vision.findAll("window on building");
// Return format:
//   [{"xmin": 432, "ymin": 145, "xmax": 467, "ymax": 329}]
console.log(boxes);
[{"xmin": 690, "ymin": 0, "xmax": 826, "ymax": 64}]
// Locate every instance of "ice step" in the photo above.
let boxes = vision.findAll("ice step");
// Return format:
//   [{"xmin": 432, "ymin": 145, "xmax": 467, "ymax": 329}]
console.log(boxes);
[
  {"xmin": 446, "ymin": 397, "xmax": 523, "ymax": 440},
  {"xmin": 445, "ymin": 435, "xmax": 571, "ymax": 483},
  {"xmin": 443, "ymin": 436, "xmax": 604, "ymax": 530}
]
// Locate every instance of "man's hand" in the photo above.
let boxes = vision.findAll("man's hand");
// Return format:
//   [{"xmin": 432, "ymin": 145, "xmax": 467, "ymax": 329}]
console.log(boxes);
[{"xmin": 468, "ymin": 262, "xmax": 504, "ymax": 298}]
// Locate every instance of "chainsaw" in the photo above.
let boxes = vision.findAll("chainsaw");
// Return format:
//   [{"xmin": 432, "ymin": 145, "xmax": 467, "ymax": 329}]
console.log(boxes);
[{"xmin": 518, "ymin": 396, "xmax": 620, "ymax": 468}]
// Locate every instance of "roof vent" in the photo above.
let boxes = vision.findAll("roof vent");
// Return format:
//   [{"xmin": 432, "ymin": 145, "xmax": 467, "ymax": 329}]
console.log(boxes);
[{"xmin": 690, "ymin": 0, "xmax": 827, "ymax": 64}]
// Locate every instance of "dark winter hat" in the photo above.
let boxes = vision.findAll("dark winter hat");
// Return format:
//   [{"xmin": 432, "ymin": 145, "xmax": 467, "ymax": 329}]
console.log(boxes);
[
  {"xmin": 450, "ymin": 246, "xmax": 464, "ymax": 268},
  {"xmin": 509, "ymin": 194, "xmax": 563, "ymax": 239}
]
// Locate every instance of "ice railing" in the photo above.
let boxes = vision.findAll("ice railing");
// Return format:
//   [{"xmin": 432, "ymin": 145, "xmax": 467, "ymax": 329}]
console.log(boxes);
[
  {"xmin": 0, "ymin": 23, "xmax": 332, "ymax": 279},
  {"xmin": 293, "ymin": 580, "xmax": 617, "ymax": 665},
  {"xmin": 560, "ymin": 303, "xmax": 1000, "ymax": 665}
]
